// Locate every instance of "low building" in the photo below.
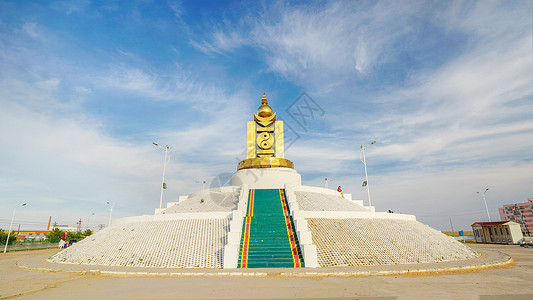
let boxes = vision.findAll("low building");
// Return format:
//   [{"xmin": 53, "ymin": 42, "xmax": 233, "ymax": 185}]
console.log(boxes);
[
  {"xmin": 16, "ymin": 231, "xmax": 50, "ymax": 242},
  {"xmin": 498, "ymin": 198, "xmax": 533, "ymax": 235},
  {"xmin": 51, "ymin": 225, "xmax": 79, "ymax": 232},
  {"xmin": 16, "ymin": 224, "xmax": 80, "ymax": 242},
  {"xmin": 471, "ymin": 221, "xmax": 523, "ymax": 244}
]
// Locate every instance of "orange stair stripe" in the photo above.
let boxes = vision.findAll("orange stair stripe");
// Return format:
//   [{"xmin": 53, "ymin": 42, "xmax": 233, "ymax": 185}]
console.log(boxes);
[
  {"xmin": 240, "ymin": 189, "xmax": 255, "ymax": 268},
  {"xmin": 279, "ymin": 189, "xmax": 301, "ymax": 268}
]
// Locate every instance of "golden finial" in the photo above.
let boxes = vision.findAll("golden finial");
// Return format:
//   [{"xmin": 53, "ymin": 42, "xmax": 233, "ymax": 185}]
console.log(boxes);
[{"xmin": 257, "ymin": 93, "xmax": 273, "ymax": 117}]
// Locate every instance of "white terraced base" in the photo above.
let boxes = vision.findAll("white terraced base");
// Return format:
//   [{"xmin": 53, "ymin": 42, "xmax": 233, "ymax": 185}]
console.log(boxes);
[
  {"xmin": 163, "ymin": 187, "xmax": 239, "ymax": 214},
  {"xmin": 308, "ymin": 218, "xmax": 478, "ymax": 267},
  {"xmin": 48, "ymin": 180, "xmax": 478, "ymax": 269},
  {"xmin": 295, "ymin": 191, "xmax": 368, "ymax": 212},
  {"xmin": 49, "ymin": 218, "xmax": 229, "ymax": 268}
]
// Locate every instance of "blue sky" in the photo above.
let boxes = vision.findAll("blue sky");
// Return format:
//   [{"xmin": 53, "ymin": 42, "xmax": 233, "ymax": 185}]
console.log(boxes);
[{"xmin": 0, "ymin": 0, "xmax": 531, "ymax": 232}]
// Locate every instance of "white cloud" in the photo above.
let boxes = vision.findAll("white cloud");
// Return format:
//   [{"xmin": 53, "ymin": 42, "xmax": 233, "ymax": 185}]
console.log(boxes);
[
  {"xmin": 101, "ymin": 67, "xmax": 160, "ymax": 95},
  {"xmin": 366, "ymin": 16, "xmax": 533, "ymax": 165},
  {"xmin": 96, "ymin": 64, "xmax": 249, "ymax": 116},
  {"xmin": 0, "ymin": 21, "xmax": 254, "ymax": 229},
  {"xmin": 52, "ymin": 0, "xmax": 91, "ymax": 14},
  {"xmin": 192, "ymin": 31, "xmax": 245, "ymax": 55},
  {"xmin": 0, "ymin": 61, "xmax": 256, "ymax": 228},
  {"xmin": 0, "ymin": 101, "xmax": 158, "ymax": 225},
  {"xmin": 21, "ymin": 22, "xmax": 40, "ymax": 39},
  {"xmin": 370, "ymin": 162, "xmax": 533, "ymax": 231},
  {"xmin": 168, "ymin": 0, "xmax": 184, "ymax": 19},
  {"xmin": 354, "ymin": 41, "xmax": 368, "ymax": 73},
  {"xmin": 191, "ymin": 1, "xmax": 424, "ymax": 86}
]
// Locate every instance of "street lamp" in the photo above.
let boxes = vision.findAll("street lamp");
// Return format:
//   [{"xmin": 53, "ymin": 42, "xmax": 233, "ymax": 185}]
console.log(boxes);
[
  {"xmin": 86, "ymin": 212, "xmax": 94, "ymax": 230},
  {"xmin": 196, "ymin": 180, "xmax": 206, "ymax": 190},
  {"xmin": 153, "ymin": 142, "xmax": 170, "ymax": 212},
  {"xmin": 106, "ymin": 202, "xmax": 116, "ymax": 227},
  {"xmin": 360, "ymin": 141, "xmax": 376, "ymax": 210},
  {"xmin": 477, "ymin": 188, "xmax": 491, "ymax": 221},
  {"xmin": 3, "ymin": 203, "xmax": 26, "ymax": 253}
]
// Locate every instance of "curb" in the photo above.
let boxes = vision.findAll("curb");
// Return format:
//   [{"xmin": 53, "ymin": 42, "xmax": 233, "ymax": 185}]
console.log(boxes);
[{"xmin": 14, "ymin": 248, "xmax": 512, "ymax": 278}]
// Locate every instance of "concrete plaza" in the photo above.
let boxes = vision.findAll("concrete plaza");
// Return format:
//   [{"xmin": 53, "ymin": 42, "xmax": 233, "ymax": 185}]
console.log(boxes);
[{"xmin": 1, "ymin": 243, "xmax": 532, "ymax": 299}]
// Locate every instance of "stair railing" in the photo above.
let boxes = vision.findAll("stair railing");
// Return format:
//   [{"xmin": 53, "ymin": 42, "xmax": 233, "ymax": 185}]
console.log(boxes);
[
  {"xmin": 284, "ymin": 184, "xmax": 319, "ymax": 268},
  {"xmin": 222, "ymin": 184, "xmax": 248, "ymax": 268}
]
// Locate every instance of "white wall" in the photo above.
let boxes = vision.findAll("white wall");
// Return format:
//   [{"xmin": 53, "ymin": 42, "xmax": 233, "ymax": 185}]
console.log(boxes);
[
  {"xmin": 114, "ymin": 212, "xmax": 232, "ymax": 225},
  {"xmin": 230, "ymin": 168, "xmax": 301, "ymax": 189},
  {"xmin": 298, "ymin": 211, "xmax": 416, "ymax": 221}
]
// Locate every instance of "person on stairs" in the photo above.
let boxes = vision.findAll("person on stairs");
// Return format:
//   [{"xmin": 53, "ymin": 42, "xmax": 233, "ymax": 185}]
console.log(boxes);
[{"xmin": 337, "ymin": 186, "xmax": 344, "ymax": 198}]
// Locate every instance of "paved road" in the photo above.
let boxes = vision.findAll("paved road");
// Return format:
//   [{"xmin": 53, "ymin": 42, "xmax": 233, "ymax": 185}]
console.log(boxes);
[{"xmin": 1, "ymin": 244, "xmax": 532, "ymax": 299}]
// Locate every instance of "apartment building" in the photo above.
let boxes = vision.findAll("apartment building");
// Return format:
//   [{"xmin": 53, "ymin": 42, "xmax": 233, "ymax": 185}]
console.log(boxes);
[{"xmin": 498, "ymin": 198, "xmax": 533, "ymax": 235}]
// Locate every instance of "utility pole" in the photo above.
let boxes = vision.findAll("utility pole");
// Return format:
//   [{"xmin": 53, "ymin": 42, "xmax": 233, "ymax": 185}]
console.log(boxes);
[
  {"xmin": 449, "ymin": 218, "xmax": 455, "ymax": 235},
  {"xmin": 86, "ymin": 213, "xmax": 94, "ymax": 230}
]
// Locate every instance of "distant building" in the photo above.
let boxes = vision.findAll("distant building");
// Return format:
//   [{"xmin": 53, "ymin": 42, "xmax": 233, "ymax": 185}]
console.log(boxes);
[
  {"xmin": 16, "ymin": 224, "xmax": 81, "ymax": 242},
  {"xmin": 16, "ymin": 231, "xmax": 50, "ymax": 242},
  {"xmin": 471, "ymin": 221, "xmax": 523, "ymax": 244},
  {"xmin": 498, "ymin": 198, "xmax": 533, "ymax": 235},
  {"xmin": 51, "ymin": 224, "xmax": 79, "ymax": 232}
]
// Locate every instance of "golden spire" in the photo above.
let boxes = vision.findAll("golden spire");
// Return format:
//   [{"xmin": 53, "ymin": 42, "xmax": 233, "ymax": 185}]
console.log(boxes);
[{"xmin": 257, "ymin": 93, "xmax": 273, "ymax": 118}]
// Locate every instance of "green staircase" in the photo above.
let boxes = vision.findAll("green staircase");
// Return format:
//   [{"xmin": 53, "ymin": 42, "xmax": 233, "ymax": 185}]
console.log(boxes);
[{"xmin": 238, "ymin": 189, "xmax": 305, "ymax": 268}]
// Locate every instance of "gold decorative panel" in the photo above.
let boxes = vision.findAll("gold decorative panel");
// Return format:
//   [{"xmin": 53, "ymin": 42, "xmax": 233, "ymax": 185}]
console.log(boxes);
[
  {"xmin": 275, "ymin": 121, "xmax": 284, "ymax": 159},
  {"xmin": 246, "ymin": 121, "xmax": 256, "ymax": 159}
]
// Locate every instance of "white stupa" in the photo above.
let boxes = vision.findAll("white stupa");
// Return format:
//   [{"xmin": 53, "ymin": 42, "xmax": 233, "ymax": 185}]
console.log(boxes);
[{"xmin": 49, "ymin": 94, "xmax": 478, "ymax": 269}]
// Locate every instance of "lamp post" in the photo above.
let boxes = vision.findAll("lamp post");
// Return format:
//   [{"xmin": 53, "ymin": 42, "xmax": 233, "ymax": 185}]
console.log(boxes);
[
  {"xmin": 86, "ymin": 212, "xmax": 94, "ymax": 230},
  {"xmin": 153, "ymin": 142, "xmax": 170, "ymax": 212},
  {"xmin": 196, "ymin": 180, "xmax": 206, "ymax": 190},
  {"xmin": 360, "ymin": 141, "xmax": 376, "ymax": 210},
  {"xmin": 106, "ymin": 202, "xmax": 116, "ymax": 227},
  {"xmin": 477, "ymin": 188, "xmax": 491, "ymax": 222},
  {"xmin": 3, "ymin": 203, "xmax": 26, "ymax": 253}
]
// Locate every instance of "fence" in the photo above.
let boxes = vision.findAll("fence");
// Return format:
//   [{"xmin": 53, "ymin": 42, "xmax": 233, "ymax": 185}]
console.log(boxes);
[{"xmin": 5, "ymin": 243, "xmax": 57, "ymax": 252}]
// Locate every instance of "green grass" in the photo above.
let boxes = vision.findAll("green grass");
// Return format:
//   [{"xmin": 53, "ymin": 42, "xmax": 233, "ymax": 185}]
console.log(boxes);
[{"xmin": 442, "ymin": 231, "xmax": 474, "ymax": 237}]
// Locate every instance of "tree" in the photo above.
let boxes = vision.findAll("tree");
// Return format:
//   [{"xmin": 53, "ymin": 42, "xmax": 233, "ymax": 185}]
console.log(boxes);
[
  {"xmin": 46, "ymin": 228, "xmax": 94, "ymax": 244},
  {"xmin": 66, "ymin": 231, "xmax": 85, "ymax": 241},
  {"xmin": 0, "ymin": 228, "xmax": 17, "ymax": 245},
  {"xmin": 46, "ymin": 228, "xmax": 64, "ymax": 243}
]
